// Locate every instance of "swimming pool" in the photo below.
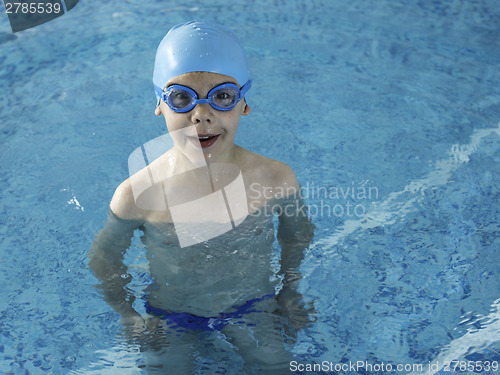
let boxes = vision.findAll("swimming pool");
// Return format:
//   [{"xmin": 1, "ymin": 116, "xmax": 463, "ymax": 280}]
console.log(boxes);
[{"xmin": 1, "ymin": 0, "xmax": 499, "ymax": 373}]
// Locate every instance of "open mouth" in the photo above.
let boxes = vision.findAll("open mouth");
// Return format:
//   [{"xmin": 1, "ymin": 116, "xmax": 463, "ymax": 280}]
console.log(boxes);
[{"xmin": 189, "ymin": 134, "xmax": 220, "ymax": 149}]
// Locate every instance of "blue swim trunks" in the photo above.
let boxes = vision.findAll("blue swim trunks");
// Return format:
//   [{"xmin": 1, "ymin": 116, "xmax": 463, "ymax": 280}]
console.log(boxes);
[{"xmin": 144, "ymin": 294, "xmax": 275, "ymax": 332}]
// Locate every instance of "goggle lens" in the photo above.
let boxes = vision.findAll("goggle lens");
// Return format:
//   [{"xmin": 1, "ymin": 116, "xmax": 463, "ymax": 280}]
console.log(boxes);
[
  {"xmin": 168, "ymin": 88, "xmax": 195, "ymax": 111},
  {"xmin": 210, "ymin": 86, "xmax": 239, "ymax": 109}
]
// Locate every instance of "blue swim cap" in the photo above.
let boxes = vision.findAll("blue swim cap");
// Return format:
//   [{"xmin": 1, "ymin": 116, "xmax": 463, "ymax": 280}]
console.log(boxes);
[{"xmin": 153, "ymin": 20, "xmax": 250, "ymax": 107}]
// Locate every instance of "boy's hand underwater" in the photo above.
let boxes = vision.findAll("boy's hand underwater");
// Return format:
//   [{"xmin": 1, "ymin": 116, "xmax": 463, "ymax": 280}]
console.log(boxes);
[{"xmin": 120, "ymin": 313, "xmax": 162, "ymax": 333}]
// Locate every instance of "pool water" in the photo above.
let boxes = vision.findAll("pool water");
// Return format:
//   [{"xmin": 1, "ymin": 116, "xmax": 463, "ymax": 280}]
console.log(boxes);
[{"xmin": 1, "ymin": 0, "xmax": 499, "ymax": 374}]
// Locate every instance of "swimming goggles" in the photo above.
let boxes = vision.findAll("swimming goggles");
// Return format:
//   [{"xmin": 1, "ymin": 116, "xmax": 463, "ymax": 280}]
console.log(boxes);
[{"xmin": 158, "ymin": 80, "xmax": 251, "ymax": 113}]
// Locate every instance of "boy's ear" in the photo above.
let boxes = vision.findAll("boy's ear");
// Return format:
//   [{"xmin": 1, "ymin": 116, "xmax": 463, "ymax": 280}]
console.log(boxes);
[
  {"xmin": 242, "ymin": 103, "xmax": 251, "ymax": 115},
  {"xmin": 155, "ymin": 105, "xmax": 162, "ymax": 116}
]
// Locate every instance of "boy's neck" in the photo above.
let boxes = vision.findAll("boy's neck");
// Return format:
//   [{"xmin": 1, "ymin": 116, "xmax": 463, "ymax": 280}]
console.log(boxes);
[
  {"xmin": 170, "ymin": 143, "xmax": 241, "ymax": 173},
  {"xmin": 205, "ymin": 143, "xmax": 240, "ymax": 166}
]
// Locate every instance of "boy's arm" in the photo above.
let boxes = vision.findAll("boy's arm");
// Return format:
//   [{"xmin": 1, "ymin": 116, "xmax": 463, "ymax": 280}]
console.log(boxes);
[
  {"xmin": 88, "ymin": 180, "xmax": 145, "ymax": 325},
  {"xmin": 274, "ymin": 169, "xmax": 316, "ymax": 329},
  {"xmin": 276, "ymin": 195, "xmax": 315, "ymax": 329}
]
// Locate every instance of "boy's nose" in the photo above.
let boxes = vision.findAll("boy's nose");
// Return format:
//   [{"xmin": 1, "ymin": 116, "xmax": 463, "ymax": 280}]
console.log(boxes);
[{"xmin": 190, "ymin": 103, "xmax": 213, "ymax": 124}]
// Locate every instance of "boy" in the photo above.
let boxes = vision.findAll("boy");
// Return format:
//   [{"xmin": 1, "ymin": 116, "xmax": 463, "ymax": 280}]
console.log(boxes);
[{"xmin": 89, "ymin": 20, "xmax": 314, "ymax": 373}]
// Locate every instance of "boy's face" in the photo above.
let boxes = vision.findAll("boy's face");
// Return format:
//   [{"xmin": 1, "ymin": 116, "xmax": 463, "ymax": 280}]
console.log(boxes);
[{"xmin": 155, "ymin": 71, "xmax": 251, "ymax": 163}]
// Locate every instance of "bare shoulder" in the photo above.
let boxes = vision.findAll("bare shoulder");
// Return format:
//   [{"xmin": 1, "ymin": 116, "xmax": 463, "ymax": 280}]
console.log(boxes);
[
  {"xmin": 264, "ymin": 157, "xmax": 299, "ymax": 193},
  {"xmin": 237, "ymin": 146, "xmax": 299, "ymax": 198},
  {"xmin": 110, "ymin": 154, "xmax": 176, "ymax": 222},
  {"xmin": 110, "ymin": 177, "xmax": 146, "ymax": 221}
]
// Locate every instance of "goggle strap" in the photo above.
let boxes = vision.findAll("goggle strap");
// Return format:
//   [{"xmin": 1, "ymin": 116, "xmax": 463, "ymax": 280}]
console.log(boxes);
[
  {"xmin": 154, "ymin": 84, "xmax": 164, "ymax": 99},
  {"xmin": 239, "ymin": 80, "xmax": 252, "ymax": 99}
]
